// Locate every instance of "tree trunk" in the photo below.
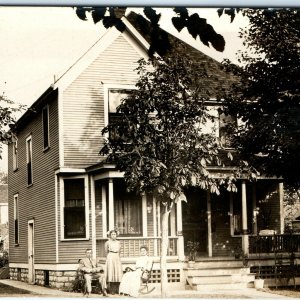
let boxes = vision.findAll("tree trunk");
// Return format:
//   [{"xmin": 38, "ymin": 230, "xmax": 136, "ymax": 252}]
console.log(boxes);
[{"xmin": 160, "ymin": 206, "xmax": 170, "ymax": 298}]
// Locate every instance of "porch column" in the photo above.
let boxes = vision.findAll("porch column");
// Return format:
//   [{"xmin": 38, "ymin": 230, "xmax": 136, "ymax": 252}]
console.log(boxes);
[
  {"xmin": 207, "ymin": 191, "xmax": 212, "ymax": 257},
  {"xmin": 153, "ymin": 197, "xmax": 158, "ymax": 256},
  {"xmin": 176, "ymin": 200, "xmax": 185, "ymax": 261},
  {"xmin": 142, "ymin": 194, "xmax": 147, "ymax": 237},
  {"xmin": 252, "ymin": 184, "xmax": 257, "ymax": 235},
  {"xmin": 90, "ymin": 176, "xmax": 96, "ymax": 259},
  {"xmin": 241, "ymin": 181, "xmax": 249, "ymax": 255},
  {"xmin": 108, "ymin": 178, "xmax": 114, "ymax": 230},
  {"xmin": 102, "ymin": 184, "xmax": 107, "ymax": 238},
  {"xmin": 279, "ymin": 182, "xmax": 284, "ymax": 234}
]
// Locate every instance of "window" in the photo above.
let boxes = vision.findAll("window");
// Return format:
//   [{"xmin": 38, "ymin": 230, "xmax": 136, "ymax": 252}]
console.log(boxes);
[
  {"xmin": 13, "ymin": 140, "xmax": 18, "ymax": 171},
  {"xmin": 42, "ymin": 105, "xmax": 50, "ymax": 149},
  {"xmin": 114, "ymin": 179, "xmax": 142, "ymax": 236},
  {"xmin": 63, "ymin": 178, "xmax": 86, "ymax": 239},
  {"xmin": 219, "ymin": 112, "xmax": 237, "ymax": 148},
  {"xmin": 108, "ymin": 88, "xmax": 133, "ymax": 141},
  {"xmin": 14, "ymin": 194, "xmax": 19, "ymax": 244},
  {"xmin": 26, "ymin": 136, "xmax": 33, "ymax": 185}
]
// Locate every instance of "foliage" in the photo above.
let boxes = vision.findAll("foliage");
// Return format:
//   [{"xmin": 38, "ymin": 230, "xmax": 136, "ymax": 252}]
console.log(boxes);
[
  {"xmin": 186, "ymin": 241, "xmax": 200, "ymax": 261},
  {"xmin": 0, "ymin": 250, "xmax": 8, "ymax": 268},
  {"xmin": 75, "ymin": 7, "xmax": 226, "ymax": 56},
  {"xmin": 100, "ymin": 53, "xmax": 244, "ymax": 297},
  {"xmin": 284, "ymin": 186, "xmax": 300, "ymax": 231},
  {"xmin": 0, "ymin": 93, "xmax": 24, "ymax": 159},
  {"xmin": 221, "ymin": 8, "xmax": 300, "ymax": 189}
]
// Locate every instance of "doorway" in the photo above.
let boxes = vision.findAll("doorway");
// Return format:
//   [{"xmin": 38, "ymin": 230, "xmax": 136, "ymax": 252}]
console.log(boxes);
[
  {"xmin": 182, "ymin": 188, "xmax": 208, "ymax": 257},
  {"xmin": 28, "ymin": 220, "xmax": 35, "ymax": 284}
]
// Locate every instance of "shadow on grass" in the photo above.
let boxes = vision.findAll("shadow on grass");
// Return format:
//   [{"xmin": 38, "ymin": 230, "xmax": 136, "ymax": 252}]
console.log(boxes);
[{"xmin": 0, "ymin": 282, "xmax": 32, "ymax": 294}]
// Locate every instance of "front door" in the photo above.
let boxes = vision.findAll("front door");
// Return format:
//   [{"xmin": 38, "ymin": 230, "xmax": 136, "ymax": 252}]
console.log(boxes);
[
  {"xmin": 28, "ymin": 220, "xmax": 35, "ymax": 284},
  {"xmin": 182, "ymin": 188, "xmax": 208, "ymax": 257}
]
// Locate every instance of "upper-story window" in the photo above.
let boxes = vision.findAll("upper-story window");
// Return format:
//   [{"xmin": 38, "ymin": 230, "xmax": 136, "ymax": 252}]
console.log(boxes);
[
  {"xmin": 63, "ymin": 178, "xmax": 88, "ymax": 239},
  {"xmin": 219, "ymin": 112, "xmax": 237, "ymax": 148},
  {"xmin": 42, "ymin": 105, "xmax": 50, "ymax": 150},
  {"xmin": 12, "ymin": 139, "xmax": 18, "ymax": 171},
  {"xmin": 26, "ymin": 135, "xmax": 33, "ymax": 185},
  {"xmin": 14, "ymin": 193, "xmax": 19, "ymax": 245}
]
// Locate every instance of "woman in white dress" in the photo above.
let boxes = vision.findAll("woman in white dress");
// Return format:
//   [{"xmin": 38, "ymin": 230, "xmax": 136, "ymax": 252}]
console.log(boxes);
[
  {"xmin": 104, "ymin": 230, "xmax": 123, "ymax": 294},
  {"xmin": 119, "ymin": 245, "xmax": 152, "ymax": 297}
]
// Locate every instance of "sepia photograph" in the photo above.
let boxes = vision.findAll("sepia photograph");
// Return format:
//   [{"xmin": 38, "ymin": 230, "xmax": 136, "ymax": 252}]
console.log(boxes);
[{"xmin": 0, "ymin": 3, "xmax": 299, "ymax": 299}]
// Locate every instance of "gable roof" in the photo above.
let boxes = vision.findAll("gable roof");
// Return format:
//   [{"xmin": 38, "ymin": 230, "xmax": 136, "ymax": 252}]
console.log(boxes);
[
  {"xmin": 126, "ymin": 12, "xmax": 237, "ymax": 97},
  {"xmin": 13, "ymin": 12, "xmax": 236, "ymax": 131}
]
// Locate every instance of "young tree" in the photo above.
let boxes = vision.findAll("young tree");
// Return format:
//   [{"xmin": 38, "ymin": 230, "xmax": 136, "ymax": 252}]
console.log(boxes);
[
  {"xmin": 100, "ymin": 53, "xmax": 242, "ymax": 297},
  {"xmin": 222, "ymin": 8, "xmax": 300, "ymax": 188}
]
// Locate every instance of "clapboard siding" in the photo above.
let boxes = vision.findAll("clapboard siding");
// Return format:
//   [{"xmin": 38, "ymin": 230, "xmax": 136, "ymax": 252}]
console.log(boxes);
[
  {"xmin": 63, "ymin": 35, "xmax": 142, "ymax": 168},
  {"xmin": 8, "ymin": 93, "xmax": 59, "ymax": 264}
]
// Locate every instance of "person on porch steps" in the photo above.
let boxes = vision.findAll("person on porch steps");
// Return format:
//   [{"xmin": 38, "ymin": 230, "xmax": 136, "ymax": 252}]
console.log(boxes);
[
  {"xmin": 104, "ymin": 229, "xmax": 123, "ymax": 294},
  {"xmin": 79, "ymin": 248, "xmax": 108, "ymax": 297}
]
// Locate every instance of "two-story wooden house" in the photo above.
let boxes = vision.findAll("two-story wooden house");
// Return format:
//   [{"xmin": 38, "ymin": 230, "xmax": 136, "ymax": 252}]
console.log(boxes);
[{"xmin": 8, "ymin": 13, "xmax": 284, "ymax": 290}]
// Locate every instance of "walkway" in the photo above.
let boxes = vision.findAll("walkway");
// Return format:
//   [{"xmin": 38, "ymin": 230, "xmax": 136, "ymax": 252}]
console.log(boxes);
[{"xmin": 0, "ymin": 279, "xmax": 293, "ymax": 299}]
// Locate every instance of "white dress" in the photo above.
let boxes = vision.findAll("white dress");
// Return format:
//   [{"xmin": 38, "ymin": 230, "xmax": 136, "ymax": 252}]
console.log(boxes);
[{"xmin": 119, "ymin": 255, "xmax": 152, "ymax": 297}]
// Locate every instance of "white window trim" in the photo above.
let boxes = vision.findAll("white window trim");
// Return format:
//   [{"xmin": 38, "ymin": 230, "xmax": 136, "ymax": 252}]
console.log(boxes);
[
  {"xmin": 60, "ymin": 174, "xmax": 90, "ymax": 241},
  {"xmin": 14, "ymin": 193, "xmax": 19, "ymax": 245},
  {"xmin": 103, "ymin": 83, "xmax": 137, "ymax": 129},
  {"xmin": 26, "ymin": 135, "xmax": 33, "ymax": 185},
  {"xmin": 42, "ymin": 104, "xmax": 50, "ymax": 150}
]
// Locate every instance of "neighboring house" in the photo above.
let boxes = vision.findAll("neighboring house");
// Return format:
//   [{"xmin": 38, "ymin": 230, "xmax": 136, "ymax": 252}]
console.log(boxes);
[
  {"xmin": 0, "ymin": 184, "xmax": 8, "ymax": 252},
  {"xmin": 8, "ymin": 13, "xmax": 285, "ymax": 290}
]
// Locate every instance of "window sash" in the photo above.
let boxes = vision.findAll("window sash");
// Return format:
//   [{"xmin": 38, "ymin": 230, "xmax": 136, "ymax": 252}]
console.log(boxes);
[
  {"xmin": 63, "ymin": 178, "xmax": 86, "ymax": 239},
  {"xmin": 42, "ymin": 105, "xmax": 49, "ymax": 149},
  {"xmin": 14, "ymin": 195, "xmax": 19, "ymax": 244},
  {"xmin": 26, "ymin": 137, "xmax": 32, "ymax": 185}
]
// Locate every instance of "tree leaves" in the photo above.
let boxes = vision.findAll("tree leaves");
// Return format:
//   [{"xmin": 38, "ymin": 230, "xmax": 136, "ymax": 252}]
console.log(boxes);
[
  {"xmin": 221, "ymin": 8, "xmax": 300, "ymax": 188},
  {"xmin": 75, "ymin": 7, "xmax": 226, "ymax": 55}
]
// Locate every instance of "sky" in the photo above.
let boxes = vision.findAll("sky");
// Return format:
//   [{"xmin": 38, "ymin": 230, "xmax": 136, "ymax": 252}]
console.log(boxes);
[{"xmin": 0, "ymin": 6, "xmax": 248, "ymax": 172}]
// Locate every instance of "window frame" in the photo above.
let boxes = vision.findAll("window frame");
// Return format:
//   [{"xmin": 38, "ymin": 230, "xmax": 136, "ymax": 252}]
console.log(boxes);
[
  {"xmin": 60, "ymin": 175, "xmax": 89, "ymax": 241},
  {"xmin": 12, "ymin": 139, "xmax": 18, "ymax": 171},
  {"xmin": 14, "ymin": 193, "xmax": 19, "ymax": 245},
  {"xmin": 26, "ymin": 135, "xmax": 33, "ymax": 186},
  {"xmin": 42, "ymin": 105, "xmax": 50, "ymax": 150}
]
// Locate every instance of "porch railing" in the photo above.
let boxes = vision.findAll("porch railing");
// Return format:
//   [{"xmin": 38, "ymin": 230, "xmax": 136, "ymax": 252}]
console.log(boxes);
[
  {"xmin": 96, "ymin": 237, "xmax": 178, "ymax": 258},
  {"xmin": 249, "ymin": 234, "xmax": 300, "ymax": 254}
]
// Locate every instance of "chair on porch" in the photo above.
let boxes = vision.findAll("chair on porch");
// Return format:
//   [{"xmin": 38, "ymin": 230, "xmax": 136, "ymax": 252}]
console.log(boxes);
[
  {"xmin": 74, "ymin": 259, "xmax": 103, "ymax": 295},
  {"xmin": 124, "ymin": 261, "xmax": 155, "ymax": 295}
]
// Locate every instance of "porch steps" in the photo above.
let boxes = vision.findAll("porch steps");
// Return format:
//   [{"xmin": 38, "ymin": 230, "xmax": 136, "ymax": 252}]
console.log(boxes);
[{"xmin": 184, "ymin": 263, "xmax": 255, "ymax": 291}]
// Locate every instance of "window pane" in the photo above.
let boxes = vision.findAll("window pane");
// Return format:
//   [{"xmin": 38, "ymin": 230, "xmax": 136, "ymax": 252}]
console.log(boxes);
[{"xmin": 64, "ymin": 179, "xmax": 86, "ymax": 239}]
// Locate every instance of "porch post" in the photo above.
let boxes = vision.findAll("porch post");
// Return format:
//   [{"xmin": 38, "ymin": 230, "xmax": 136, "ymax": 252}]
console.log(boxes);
[
  {"xmin": 241, "ymin": 181, "xmax": 249, "ymax": 255},
  {"xmin": 102, "ymin": 184, "xmax": 107, "ymax": 238},
  {"xmin": 90, "ymin": 176, "xmax": 96, "ymax": 259},
  {"xmin": 278, "ymin": 182, "xmax": 284, "ymax": 234},
  {"xmin": 142, "ymin": 194, "xmax": 147, "ymax": 237},
  {"xmin": 207, "ymin": 191, "xmax": 213, "ymax": 257},
  {"xmin": 108, "ymin": 178, "xmax": 114, "ymax": 230},
  {"xmin": 176, "ymin": 200, "xmax": 185, "ymax": 261},
  {"xmin": 153, "ymin": 197, "xmax": 158, "ymax": 256},
  {"xmin": 252, "ymin": 184, "xmax": 257, "ymax": 235}
]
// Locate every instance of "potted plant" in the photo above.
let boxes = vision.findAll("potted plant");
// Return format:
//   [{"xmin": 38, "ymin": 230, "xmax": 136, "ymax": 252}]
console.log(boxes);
[{"xmin": 186, "ymin": 240, "xmax": 200, "ymax": 268}]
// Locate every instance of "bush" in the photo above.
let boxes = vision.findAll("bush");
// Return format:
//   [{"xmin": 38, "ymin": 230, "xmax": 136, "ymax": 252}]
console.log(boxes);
[{"xmin": 0, "ymin": 251, "xmax": 8, "ymax": 267}]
